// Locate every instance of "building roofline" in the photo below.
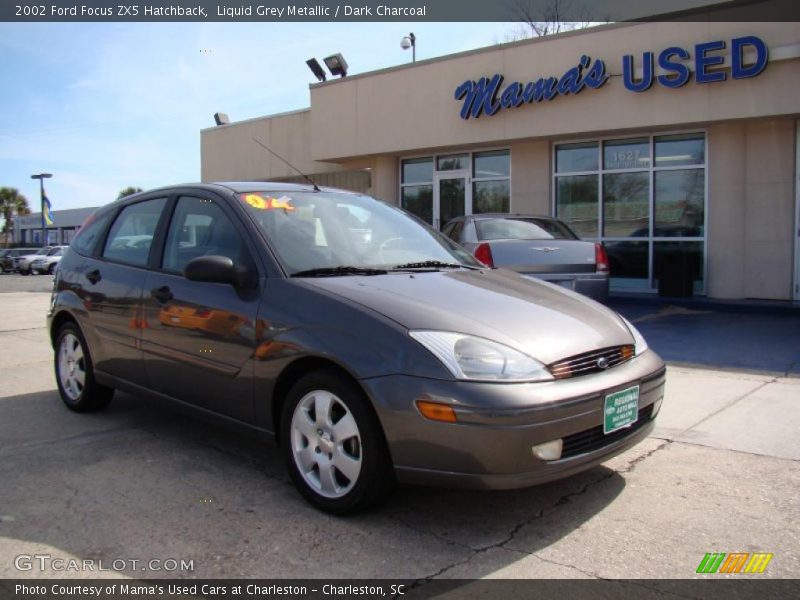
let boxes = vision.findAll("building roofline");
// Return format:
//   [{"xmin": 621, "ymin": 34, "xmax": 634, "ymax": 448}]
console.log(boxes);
[
  {"xmin": 201, "ymin": 107, "xmax": 311, "ymax": 133},
  {"xmin": 309, "ymin": 21, "xmax": 630, "ymax": 90}
]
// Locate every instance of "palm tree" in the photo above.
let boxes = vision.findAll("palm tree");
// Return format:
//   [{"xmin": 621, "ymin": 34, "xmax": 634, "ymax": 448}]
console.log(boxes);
[
  {"xmin": 117, "ymin": 186, "xmax": 143, "ymax": 199},
  {"xmin": 0, "ymin": 187, "xmax": 31, "ymax": 246}
]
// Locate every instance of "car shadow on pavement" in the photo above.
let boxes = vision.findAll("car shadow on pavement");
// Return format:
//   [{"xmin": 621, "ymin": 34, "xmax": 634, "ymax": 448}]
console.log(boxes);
[{"xmin": 0, "ymin": 389, "xmax": 627, "ymax": 580}]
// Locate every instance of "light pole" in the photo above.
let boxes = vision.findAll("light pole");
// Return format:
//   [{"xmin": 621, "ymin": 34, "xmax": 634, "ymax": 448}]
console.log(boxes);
[
  {"xmin": 31, "ymin": 173, "xmax": 52, "ymax": 246},
  {"xmin": 401, "ymin": 32, "xmax": 416, "ymax": 63}
]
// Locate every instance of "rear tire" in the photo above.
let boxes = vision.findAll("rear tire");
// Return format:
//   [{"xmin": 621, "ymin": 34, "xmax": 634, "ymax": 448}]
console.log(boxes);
[
  {"xmin": 54, "ymin": 322, "xmax": 113, "ymax": 412},
  {"xmin": 280, "ymin": 369, "xmax": 394, "ymax": 515}
]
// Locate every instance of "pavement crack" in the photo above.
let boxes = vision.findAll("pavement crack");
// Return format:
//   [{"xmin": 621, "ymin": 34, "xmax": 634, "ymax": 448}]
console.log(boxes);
[
  {"xmin": 408, "ymin": 441, "xmax": 674, "ymax": 586},
  {"xmin": 677, "ymin": 377, "xmax": 778, "ymax": 434},
  {"xmin": 530, "ymin": 553, "xmax": 601, "ymax": 578},
  {"xmin": 616, "ymin": 439, "xmax": 672, "ymax": 474}
]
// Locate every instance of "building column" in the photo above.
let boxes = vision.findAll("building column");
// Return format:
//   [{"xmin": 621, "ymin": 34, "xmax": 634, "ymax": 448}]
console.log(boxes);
[{"xmin": 371, "ymin": 156, "xmax": 399, "ymax": 205}]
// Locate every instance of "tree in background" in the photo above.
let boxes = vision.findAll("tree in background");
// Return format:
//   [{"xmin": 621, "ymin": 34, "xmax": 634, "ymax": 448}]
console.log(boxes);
[
  {"xmin": 504, "ymin": 0, "xmax": 600, "ymax": 42},
  {"xmin": 0, "ymin": 187, "xmax": 31, "ymax": 246},
  {"xmin": 117, "ymin": 186, "xmax": 143, "ymax": 199}
]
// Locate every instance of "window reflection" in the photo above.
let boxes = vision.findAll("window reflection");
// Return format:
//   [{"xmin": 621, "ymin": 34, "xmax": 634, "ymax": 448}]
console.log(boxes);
[
  {"xmin": 473, "ymin": 180, "xmax": 509, "ymax": 214},
  {"xmin": 401, "ymin": 185, "xmax": 433, "ymax": 224},
  {"xmin": 401, "ymin": 158, "xmax": 433, "ymax": 184},
  {"xmin": 556, "ymin": 175, "xmax": 598, "ymax": 237},
  {"xmin": 655, "ymin": 134, "xmax": 705, "ymax": 167},
  {"xmin": 603, "ymin": 172, "xmax": 649, "ymax": 237},
  {"xmin": 556, "ymin": 142, "xmax": 598, "ymax": 173},
  {"xmin": 655, "ymin": 170, "xmax": 704, "ymax": 236}
]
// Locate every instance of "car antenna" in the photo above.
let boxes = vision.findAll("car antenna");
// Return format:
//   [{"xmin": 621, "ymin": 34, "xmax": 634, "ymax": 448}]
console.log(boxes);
[{"xmin": 251, "ymin": 137, "xmax": 320, "ymax": 192}]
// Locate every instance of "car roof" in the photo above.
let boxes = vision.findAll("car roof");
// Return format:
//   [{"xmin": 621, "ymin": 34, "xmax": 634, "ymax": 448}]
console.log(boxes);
[{"xmin": 116, "ymin": 181, "xmax": 354, "ymax": 203}]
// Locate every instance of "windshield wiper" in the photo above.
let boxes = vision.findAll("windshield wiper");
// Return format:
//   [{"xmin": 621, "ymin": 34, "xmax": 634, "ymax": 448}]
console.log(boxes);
[
  {"xmin": 291, "ymin": 266, "xmax": 388, "ymax": 278},
  {"xmin": 391, "ymin": 260, "xmax": 479, "ymax": 270}
]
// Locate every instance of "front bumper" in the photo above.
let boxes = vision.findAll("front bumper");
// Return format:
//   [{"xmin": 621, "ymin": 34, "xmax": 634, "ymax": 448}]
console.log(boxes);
[{"xmin": 361, "ymin": 350, "xmax": 665, "ymax": 490}]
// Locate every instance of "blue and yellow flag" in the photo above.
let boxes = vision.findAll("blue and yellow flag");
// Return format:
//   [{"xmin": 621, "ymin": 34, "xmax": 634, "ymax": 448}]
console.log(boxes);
[{"xmin": 42, "ymin": 192, "xmax": 54, "ymax": 226}]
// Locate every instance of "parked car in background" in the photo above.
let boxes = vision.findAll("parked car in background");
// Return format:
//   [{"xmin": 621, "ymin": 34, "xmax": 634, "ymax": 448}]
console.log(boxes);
[
  {"xmin": 0, "ymin": 248, "xmax": 38, "ymax": 273},
  {"xmin": 31, "ymin": 246, "xmax": 69, "ymax": 275},
  {"xmin": 49, "ymin": 183, "xmax": 663, "ymax": 514},
  {"xmin": 443, "ymin": 214, "xmax": 610, "ymax": 302},
  {"xmin": 13, "ymin": 246, "xmax": 56, "ymax": 275}
]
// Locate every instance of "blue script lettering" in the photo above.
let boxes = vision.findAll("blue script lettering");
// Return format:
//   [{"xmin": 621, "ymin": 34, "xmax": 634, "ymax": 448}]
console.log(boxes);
[{"xmin": 454, "ymin": 56, "xmax": 608, "ymax": 119}]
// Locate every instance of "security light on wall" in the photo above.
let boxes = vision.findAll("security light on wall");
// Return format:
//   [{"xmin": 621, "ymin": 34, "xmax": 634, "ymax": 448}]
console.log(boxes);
[
  {"xmin": 323, "ymin": 53, "xmax": 349, "ymax": 78},
  {"xmin": 214, "ymin": 112, "xmax": 230, "ymax": 126},
  {"xmin": 306, "ymin": 58, "xmax": 327, "ymax": 82}
]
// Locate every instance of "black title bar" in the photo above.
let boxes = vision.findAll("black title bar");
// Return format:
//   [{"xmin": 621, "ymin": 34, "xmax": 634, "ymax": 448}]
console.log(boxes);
[{"xmin": 3, "ymin": 0, "xmax": 800, "ymax": 22}]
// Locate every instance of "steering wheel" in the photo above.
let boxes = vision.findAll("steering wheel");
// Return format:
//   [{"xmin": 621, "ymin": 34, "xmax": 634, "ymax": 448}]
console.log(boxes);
[{"xmin": 378, "ymin": 237, "xmax": 406, "ymax": 264}]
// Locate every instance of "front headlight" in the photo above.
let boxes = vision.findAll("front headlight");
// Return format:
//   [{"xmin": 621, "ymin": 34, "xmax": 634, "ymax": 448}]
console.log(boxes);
[
  {"xmin": 621, "ymin": 316, "xmax": 649, "ymax": 356},
  {"xmin": 409, "ymin": 331, "xmax": 553, "ymax": 382}
]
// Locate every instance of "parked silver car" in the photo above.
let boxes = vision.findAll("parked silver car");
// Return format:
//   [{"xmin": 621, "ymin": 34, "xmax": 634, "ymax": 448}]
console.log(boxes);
[
  {"xmin": 14, "ymin": 246, "xmax": 57, "ymax": 275},
  {"xmin": 31, "ymin": 246, "xmax": 68, "ymax": 274},
  {"xmin": 443, "ymin": 214, "xmax": 610, "ymax": 301}
]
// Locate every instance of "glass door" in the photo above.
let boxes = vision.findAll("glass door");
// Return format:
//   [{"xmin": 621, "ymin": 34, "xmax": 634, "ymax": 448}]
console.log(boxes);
[{"xmin": 434, "ymin": 171, "xmax": 470, "ymax": 230}]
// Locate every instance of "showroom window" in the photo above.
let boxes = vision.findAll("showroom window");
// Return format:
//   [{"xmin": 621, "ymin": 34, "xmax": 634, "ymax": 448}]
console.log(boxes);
[
  {"xmin": 400, "ymin": 150, "xmax": 510, "ymax": 228},
  {"xmin": 554, "ymin": 133, "xmax": 706, "ymax": 293}
]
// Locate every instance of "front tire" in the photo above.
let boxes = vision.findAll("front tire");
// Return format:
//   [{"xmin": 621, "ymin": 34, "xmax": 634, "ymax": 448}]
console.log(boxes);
[
  {"xmin": 280, "ymin": 369, "xmax": 394, "ymax": 515},
  {"xmin": 54, "ymin": 322, "xmax": 113, "ymax": 412}
]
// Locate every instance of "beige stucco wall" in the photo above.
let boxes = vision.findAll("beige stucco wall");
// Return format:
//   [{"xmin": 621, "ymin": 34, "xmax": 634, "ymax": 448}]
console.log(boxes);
[
  {"xmin": 708, "ymin": 118, "xmax": 796, "ymax": 300},
  {"xmin": 200, "ymin": 110, "xmax": 343, "ymax": 181},
  {"xmin": 309, "ymin": 22, "xmax": 800, "ymax": 162},
  {"xmin": 509, "ymin": 140, "xmax": 550, "ymax": 215}
]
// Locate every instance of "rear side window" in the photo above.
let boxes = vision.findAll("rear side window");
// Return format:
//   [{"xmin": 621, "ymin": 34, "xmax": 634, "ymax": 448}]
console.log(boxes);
[
  {"xmin": 476, "ymin": 218, "xmax": 577, "ymax": 241},
  {"xmin": 102, "ymin": 198, "xmax": 167, "ymax": 266},
  {"xmin": 71, "ymin": 212, "xmax": 114, "ymax": 256}
]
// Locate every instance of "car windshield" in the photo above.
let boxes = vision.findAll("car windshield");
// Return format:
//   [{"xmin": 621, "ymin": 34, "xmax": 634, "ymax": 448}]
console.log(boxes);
[
  {"xmin": 476, "ymin": 218, "xmax": 578, "ymax": 241},
  {"xmin": 47, "ymin": 248, "xmax": 63, "ymax": 256},
  {"xmin": 238, "ymin": 191, "xmax": 480, "ymax": 275}
]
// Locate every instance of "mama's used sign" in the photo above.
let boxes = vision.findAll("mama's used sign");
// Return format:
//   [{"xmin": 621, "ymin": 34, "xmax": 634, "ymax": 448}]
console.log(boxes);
[{"xmin": 454, "ymin": 35, "xmax": 768, "ymax": 120}]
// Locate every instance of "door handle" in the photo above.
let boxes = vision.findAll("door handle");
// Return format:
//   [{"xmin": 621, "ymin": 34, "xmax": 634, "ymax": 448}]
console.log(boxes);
[
  {"xmin": 86, "ymin": 269, "xmax": 101, "ymax": 284},
  {"xmin": 151, "ymin": 286, "xmax": 173, "ymax": 303}
]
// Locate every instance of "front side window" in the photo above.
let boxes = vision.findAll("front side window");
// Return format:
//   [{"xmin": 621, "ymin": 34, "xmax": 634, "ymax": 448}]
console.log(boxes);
[
  {"xmin": 102, "ymin": 198, "xmax": 166, "ymax": 266},
  {"xmin": 162, "ymin": 196, "xmax": 248, "ymax": 273},
  {"xmin": 240, "ymin": 191, "xmax": 478, "ymax": 274}
]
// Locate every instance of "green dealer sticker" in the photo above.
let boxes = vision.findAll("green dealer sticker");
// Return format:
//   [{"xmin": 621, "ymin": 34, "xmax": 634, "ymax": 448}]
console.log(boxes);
[{"xmin": 603, "ymin": 385, "xmax": 640, "ymax": 434}]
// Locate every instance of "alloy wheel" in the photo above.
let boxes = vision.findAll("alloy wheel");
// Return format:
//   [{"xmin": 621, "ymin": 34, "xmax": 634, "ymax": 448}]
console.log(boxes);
[
  {"xmin": 58, "ymin": 333, "xmax": 86, "ymax": 401},
  {"xmin": 290, "ymin": 390, "xmax": 363, "ymax": 499}
]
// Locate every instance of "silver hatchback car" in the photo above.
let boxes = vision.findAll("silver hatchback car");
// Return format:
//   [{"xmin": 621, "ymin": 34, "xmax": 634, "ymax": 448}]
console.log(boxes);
[{"xmin": 49, "ymin": 183, "xmax": 665, "ymax": 514}]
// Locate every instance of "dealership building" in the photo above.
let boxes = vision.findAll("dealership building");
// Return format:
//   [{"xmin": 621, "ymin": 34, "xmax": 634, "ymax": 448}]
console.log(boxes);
[{"xmin": 201, "ymin": 21, "xmax": 800, "ymax": 302}]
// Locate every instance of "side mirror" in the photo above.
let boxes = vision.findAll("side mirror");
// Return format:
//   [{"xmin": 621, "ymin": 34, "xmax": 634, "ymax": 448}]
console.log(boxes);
[{"xmin": 184, "ymin": 255, "xmax": 256, "ymax": 288}]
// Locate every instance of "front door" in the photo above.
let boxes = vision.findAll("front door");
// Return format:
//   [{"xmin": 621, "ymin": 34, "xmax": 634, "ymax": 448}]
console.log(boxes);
[
  {"xmin": 434, "ymin": 172, "xmax": 470, "ymax": 231},
  {"xmin": 140, "ymin": 194, "xmax": 261, "ymax": 422}
]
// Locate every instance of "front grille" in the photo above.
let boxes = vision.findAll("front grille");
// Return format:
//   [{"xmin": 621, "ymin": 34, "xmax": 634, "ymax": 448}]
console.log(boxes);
[
  {"xmin": 561, "ymin": 403, "xmax": 654, "ymax": 459},
  {"xmin": 548, "ymin": 345, "xmax": 634, "ymax": 380}
]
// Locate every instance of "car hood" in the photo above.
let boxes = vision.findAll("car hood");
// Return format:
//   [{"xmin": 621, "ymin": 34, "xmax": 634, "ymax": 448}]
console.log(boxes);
[{"xmin": 302, "ymin": 268, "xmax": 633, "ymax": 365}]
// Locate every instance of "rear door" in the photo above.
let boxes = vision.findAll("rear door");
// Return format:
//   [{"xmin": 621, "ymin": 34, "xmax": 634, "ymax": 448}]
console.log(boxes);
[
  {"xmin": 80, "ymin": 197, "xmax": 168, "ymax": 383},
  {"xmin": 140, "ymin": 192, "xmax": 261, "ymax": 422}
]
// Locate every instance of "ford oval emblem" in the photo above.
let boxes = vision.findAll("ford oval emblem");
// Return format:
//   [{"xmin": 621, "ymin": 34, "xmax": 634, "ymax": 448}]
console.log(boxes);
[{"xmin": 596, "ymin": 357, "xmax": 610, "ymax": 369}]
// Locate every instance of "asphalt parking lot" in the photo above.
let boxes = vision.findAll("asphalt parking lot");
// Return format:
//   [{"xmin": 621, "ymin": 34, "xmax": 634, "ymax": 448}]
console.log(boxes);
[{"xmin": 1, "ymin": 273, "xmax": 799, "ymax": 580}]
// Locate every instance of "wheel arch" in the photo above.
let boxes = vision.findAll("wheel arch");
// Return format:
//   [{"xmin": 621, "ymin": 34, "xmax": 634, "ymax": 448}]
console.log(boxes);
[
  {"xmin": 271, "ymin": 356, "xmax": 374, "ymax": 444},
  {"xmin": 50, "ymin": 309, "xmax": 79, "ymax": 348}
]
